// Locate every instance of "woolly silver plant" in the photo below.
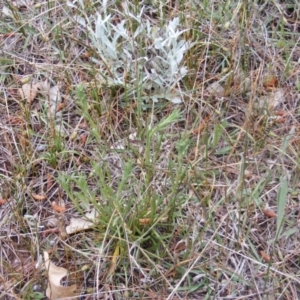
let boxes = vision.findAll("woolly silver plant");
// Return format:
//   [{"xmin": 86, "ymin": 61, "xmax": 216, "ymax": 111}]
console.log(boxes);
[{"xmin": 68, "ymin": 1, "xmax": 193, "ymax": 104}]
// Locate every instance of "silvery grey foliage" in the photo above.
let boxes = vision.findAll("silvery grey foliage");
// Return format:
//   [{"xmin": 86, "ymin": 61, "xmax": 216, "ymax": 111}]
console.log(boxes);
[{"xmin": 68, "ymin": 1, "xmax": 193, "ymax": 104}]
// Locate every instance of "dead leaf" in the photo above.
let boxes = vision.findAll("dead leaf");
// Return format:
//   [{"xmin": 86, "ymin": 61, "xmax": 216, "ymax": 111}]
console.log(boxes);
[
  {"xmin": 0, "ymin": 199, "xmax": 7, "ymax": 205},
  {"xmin": 207, "ymin": 82, "xmax": 225, "ymax": 98},
  {"xmin": 173, "ymin": 240, "xmax": 187, "ymax": 253},
  {"xmin": 241, "ymin": 77, "xmax": 251, "ymax": 92},
  {"xmin": 139, "ymin": 218, "xmax": 151, "ymax": 225},
  {"xmin": 259, "ymin": 250, "xmax": 271, "ymax": 262},
  {"xmin": 32, "ymin": 193, "xmax": 47, "ymax": 201},
  {"xmin": 2, "ymin": 6, "xmax": 14, "ymax": 18},
  {"xmin": 262, "ymin": 208, "xmax": 277, "ymax": 218},
  {"xmin": 66, "ymin": 209, "xmax": 98, "ymax": 235},
  {"xmin": 274, "ymin": 110, "xmax": 286, "ymax": 116},
  {"xmin": 56, "ymin": 102, "xmax": 66, "ymax": 112},
  {"xmin": 82, "ymin": 51, "xmax": 90, "ymax": 58},
  {"xmin": 275, "ymin": 116, "xmax": 285, "ymax": 123},
  {"xmin": 263, "ymin": 76, "xmax": 277, "ymax": 90},
  {"xmin": 44, "ymin": 251, "xmax": 78, "ymax": 299},
  {"xmin": 107, "ymin": 243, "xmax": 120, "ymax": 278},
  {"xmin": 256, "ymin": 89, "xmax": 284, "ymax": 110},
  {"xmin": 42, "ymin": 228, "xmax": 59, "ymax": 238},
  {"xmin": 49, "ymin": 85, "xmax": 62, "ymax": 109},
  {"xmin": 20, "ymin": 131, "xmax": 29, "ymax": 150},
  {"xmin": 170, "ymin": 96, "xmax": 182, "ymax": 104},
  {"xmin": 69, "ymin": 130, "xmax": 78, "ymax": 141},
  {"xmin": 18, "ymin": 82, "xmax": 42, "ymax": 104},
  {"xmin": 46, "ymin": 173, "xmax": 54, "ymax": 192},
  {"xmin": 80, "ymin": 134, "xmax": 87, "ymax": 147},
  {"xmin": 268, "ymin": 89, "xmax": 284, "ymax": 109},
  {"xmin": 52, "ymin": 201, "xmax": 66, "ymax": 213},
  {"xmin": 35, "ymin": 80, "xmax": 63, "ymax": 121},
  {"xmin": 6, "ymin": 115, "xmax": 24, "ymax": 125},
  {"xmin": 193, "ymin": 113, "xmax": 212, "ymax": 134}
]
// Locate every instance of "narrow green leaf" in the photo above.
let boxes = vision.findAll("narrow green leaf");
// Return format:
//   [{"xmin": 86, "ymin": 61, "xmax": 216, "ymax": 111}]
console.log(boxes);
[{"xmin": 275, "ymin": 177, "xmax": 288, "ymax": 241}]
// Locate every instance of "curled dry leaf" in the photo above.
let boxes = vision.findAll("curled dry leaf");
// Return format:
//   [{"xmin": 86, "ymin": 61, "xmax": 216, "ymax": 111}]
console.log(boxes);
[
  {"xmin": 32, "ymin": 193, "xmax": 47, "ymax": 201},
  {"xmin": 82, "ymin": 51, "xmax": 91, "ymax": 58},
  {"xmin": 263, "ymin": 76, "xmax": 277, "ymax": 90},
  {"xmin": 80, "ymin": 134, "xmax": 87, "ymax": 147},
  {"xmin": 259, "ymin": 250, "xmax": 271, "ymax": 262},
  {"xmin": 44, "ymin": 251, "xmax": 78, "ymax": 299},
  {"xmin": 42, "ymin": 228, "xmax": 60, "ymax": 238},
  {"xmin": 6, "ymin": 115, "xmax": 24, "ymax": 125},
  {"xmin": 52, "ymin": 201, "xmax": 66, "ymax": 213},
  {"xmin": 139, "ymin": 218, "xmax": 151, "ymax": 225},
  {"xmin": 262, "ymin": 208, "xmax": 277, "ymax": 218},
  {"xmin": 46, "ymin": 173, "xmax": 54, "ymax": 192},
  {"xmin": 173, "ymin": 240, "xmax": 187, "ymax": 253}
]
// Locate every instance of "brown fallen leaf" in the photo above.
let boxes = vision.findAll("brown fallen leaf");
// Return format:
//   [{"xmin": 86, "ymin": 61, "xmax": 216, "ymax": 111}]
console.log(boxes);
[
  {"xmin": 82, "ymin": 51, "xmax": 91, "ymax": 58},
  {"xmin": 262, "ymin": 208, "xmax": 277, "ymax": 218},
  {"xmin": 56, "ymin": 102, "xmax": 67, "ymax": 112},
  {"xmin": 80, "ymin": 134, "xmax": 87, "ymax": 147},
  {"xmin": 52, "ymin": 201, "xmax": 66, "ymax": 213},
  {"xmin": 20, "ymin": 131, "xmax": 28, "ymax": 150},
  {"xmin": 275, "ymin": 116, "xmax": 285, "ymax": 124},
  {"xmin": 0, "ymin": 199, "xmax": 7, "ymax": 205},
  {"xmin": 259, "ymin": 250, "xmax": 271, "ymax": 262},
  {"xmin": 263, "ymin": 76, "xmax": 277, "ymax": 90},
  {"xmin": 56, "ymin": 102, "xmax": 66, "ymax": 112},
  {"xmin": 274, "ymin": 110, "xmax": 286, "ymax": 116},
  {"xmin": 193, "ymin": 113, "xmax": 212, "ymax": 135},
  {"xmin": 46, "ymin": 173, "xmax": 54, "ymax": 192},
  {"xmin": 32, "ymin": 194, "xmax": 47, "ymax": 201},
  {"xmin": 42, "ymin": 228, "xmax": 60, "ymax": 238},
  {"xmin": 6, "ymin": 115, "xmax": 24, "ymax": 125},
  {"xmin": 139, "ymin": 218, "xmax": 151, "ymax": 225}
]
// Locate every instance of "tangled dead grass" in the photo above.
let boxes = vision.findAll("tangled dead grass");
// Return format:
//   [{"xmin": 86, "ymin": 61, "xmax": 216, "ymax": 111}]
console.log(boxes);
[{"xmin": 0, "ymin": 0, "xmax": 300, "ymax": 299}]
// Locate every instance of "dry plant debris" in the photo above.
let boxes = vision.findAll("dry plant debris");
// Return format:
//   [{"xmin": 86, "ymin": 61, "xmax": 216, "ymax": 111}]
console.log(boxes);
[
  {"xmin": 0, "ymin": 0, "xmax": 300, "ymax": 299},
  {"xmin": 44, "ymin": 252, "xmax": 78, "ymax": 299}
]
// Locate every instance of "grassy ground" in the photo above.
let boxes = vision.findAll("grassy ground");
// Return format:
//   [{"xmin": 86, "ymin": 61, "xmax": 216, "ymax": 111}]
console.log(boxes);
[{"xmin": 0, "ymin": 0, "xmax": 300, "ymax": 299}]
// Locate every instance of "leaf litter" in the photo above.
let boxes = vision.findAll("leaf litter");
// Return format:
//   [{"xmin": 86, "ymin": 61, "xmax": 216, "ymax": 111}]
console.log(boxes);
[
  {"xmin": 1, "ymin": 1, "xmax": 300, "ymax": 299},
  {"xmin": 44, "ymin": 251, "xmax": 78, "ymax": 299}
]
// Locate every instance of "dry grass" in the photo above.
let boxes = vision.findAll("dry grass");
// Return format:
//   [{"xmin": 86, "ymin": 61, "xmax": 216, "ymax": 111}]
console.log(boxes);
[{"xmin": 0, "ymin": 0, "xmax": 300, "ymax": 299}]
